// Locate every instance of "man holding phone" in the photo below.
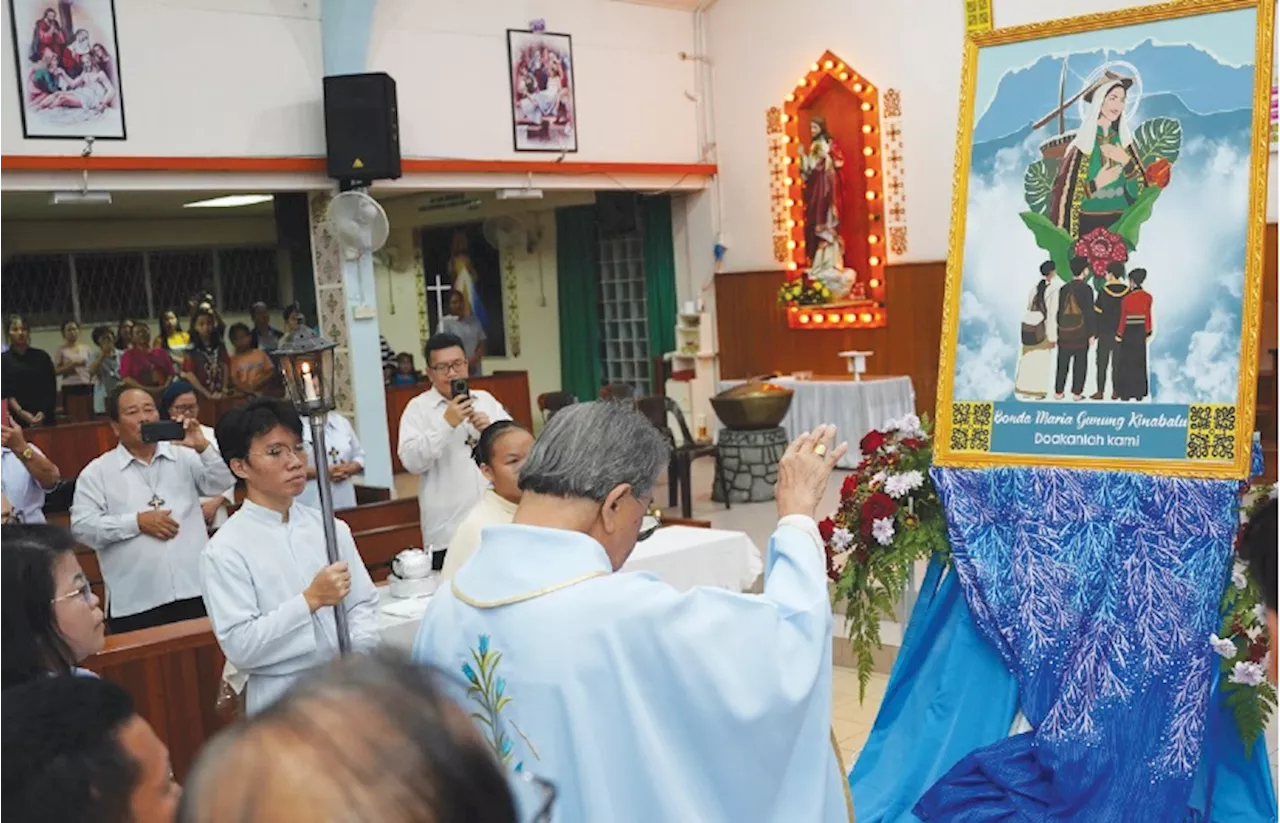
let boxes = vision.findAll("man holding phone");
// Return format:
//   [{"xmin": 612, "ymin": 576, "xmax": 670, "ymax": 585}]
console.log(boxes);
[
  {"xmin": 71, "ymin": 385, "xmax": 235, "ymax": 633},
  {"xmin": 397, "ymin": 333, "xmax": 511, "ymax": 553}
]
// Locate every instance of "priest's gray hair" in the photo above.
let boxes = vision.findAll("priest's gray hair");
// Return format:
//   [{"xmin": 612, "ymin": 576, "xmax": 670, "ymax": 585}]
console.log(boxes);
[{"xmin": 519, "ymin": 400, "xmax": 671, "ymax": 502}]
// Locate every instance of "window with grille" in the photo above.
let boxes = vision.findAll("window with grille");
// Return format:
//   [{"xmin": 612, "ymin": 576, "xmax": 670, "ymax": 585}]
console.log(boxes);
[
  {"xmin": 0, "ymin": 246, "xmax": 279, "ymax": 329},
  {"xmin": 597, "ymin": 231, "xmax": 650, "ymax": 395}
]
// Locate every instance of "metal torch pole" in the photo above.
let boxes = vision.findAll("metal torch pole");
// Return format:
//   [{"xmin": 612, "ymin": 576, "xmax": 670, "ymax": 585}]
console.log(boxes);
[{"xmin": 309, "ymin": 412, "xmax": 351, "ymax": 653}]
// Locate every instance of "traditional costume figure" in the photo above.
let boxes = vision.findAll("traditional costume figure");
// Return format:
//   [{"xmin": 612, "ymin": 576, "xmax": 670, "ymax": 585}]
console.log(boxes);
[
  {"xmin": 1047, "ymin": 74, "xmax": 1148, "ymax": 241},
  {"xmin": 1113, "ymin": 267, "xmax": 1153, "ymax": 401},
  {"xmin": 1092, "ymin": 267, "xmax": 1129, "ymax": 400},
  {"xmin": 1013, "ymin": 263, "xmax": 1060, "ymax": 400},
  {"xmin": 1054, "ymin": 259, "xmax": 1096, "ymax": 400}
]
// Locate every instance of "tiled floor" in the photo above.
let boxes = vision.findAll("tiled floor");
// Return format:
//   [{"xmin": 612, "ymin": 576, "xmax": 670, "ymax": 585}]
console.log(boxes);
[{"xmin": 832, "ymin": 668, "xmax": 886, "ymax": 769}]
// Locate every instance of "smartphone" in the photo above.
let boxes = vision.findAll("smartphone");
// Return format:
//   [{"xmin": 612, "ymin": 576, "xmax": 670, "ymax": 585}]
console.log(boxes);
[
  {"xmin": 450, "ymin": 378, "xmax": 470, "ymax": 399},
  {"xmin": 140, "ymin": 420, "xmax": 186, "ymax": 443}
]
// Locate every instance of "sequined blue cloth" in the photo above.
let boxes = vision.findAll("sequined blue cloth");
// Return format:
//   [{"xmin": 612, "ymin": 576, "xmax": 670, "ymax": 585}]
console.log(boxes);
[{"xmin": 915, "ymin": 464, "xmax": 1244, "ymax": 821}]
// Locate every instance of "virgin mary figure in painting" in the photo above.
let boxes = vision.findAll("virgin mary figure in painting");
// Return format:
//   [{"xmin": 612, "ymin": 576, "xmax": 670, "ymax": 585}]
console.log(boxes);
[
  {"xmin": 1047, "ymin": 72, "xmax": 1149, "ymax": 240},
  {"xmin": 800, "ymin": 117, "xmax": 856, "ymax": 299}
]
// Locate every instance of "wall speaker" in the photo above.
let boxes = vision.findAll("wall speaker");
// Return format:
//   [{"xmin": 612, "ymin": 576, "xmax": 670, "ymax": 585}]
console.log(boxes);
[{"xmin": 322, "ymin": 73, "xmax": 402, "ymax": 182}]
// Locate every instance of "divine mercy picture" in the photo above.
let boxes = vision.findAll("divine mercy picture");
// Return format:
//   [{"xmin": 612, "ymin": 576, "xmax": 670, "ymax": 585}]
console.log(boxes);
[
  {"xmin": 935, "ymin": 0, "xmax": 1271, "ymax": 477},
  {"xmin": 421, "ymin": 222, "xmax": 508, "ymax": 367},
  {"xmin": 7, "ymin": 0, "xmax": 126, "ymax": 139},
  {"xmin": 507, "ymin": 29, "xmax": 577, "ymax": 152}
]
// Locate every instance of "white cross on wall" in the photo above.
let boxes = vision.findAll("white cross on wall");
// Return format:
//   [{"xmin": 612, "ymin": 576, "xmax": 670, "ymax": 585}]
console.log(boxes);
[{"xmin": 426, "ymin": 274, "xmax": 450, "ymax": 327}]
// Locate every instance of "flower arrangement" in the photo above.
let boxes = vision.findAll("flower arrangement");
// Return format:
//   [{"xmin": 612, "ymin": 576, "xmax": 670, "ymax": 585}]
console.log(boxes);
[
  {"xmin": 1210, "ymin": 484, "xmax": 1276, "ymax": 751},
  {"xmin": 777, "ymin": 277, "xmax": 832, "ymax": 306},
  {"xmin": 821, "ymin": 413, "xmax": 949, "ymax": 698}
]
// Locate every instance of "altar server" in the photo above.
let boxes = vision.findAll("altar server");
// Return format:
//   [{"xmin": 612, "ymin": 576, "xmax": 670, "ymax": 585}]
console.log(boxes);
[
  {"xmin": 297, "ymin": 410, "xmax": 365, "ymax": 511},
  {"xmin": 413, "ymin": 402, "xmax": 853, "ymax": 823},
  {"xmin": 202, "ymin": 398, "xmax": 379, "ymax": 716}
]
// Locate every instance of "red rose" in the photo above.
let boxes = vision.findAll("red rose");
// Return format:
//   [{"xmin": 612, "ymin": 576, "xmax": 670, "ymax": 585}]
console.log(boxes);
[
  {"xmin": 825, "ymin": 544, "xmax": 842, "ymax": 582},
  {"xmin": 861, "ymin": 491, "xmax": 897, "ymax": 526},
  {"xmin": 1144, "ymin": 157, "xmax": 1171, "ymax": 189},
  {"xmin": 818, "ymin": 517, "xmax": 835, "ymax": 544},
  {"xmin": 1073, "ymin": 227, "xmax": 1128, "ymax": 278},
  {"xmin": 841, "ymin": 474, "xmax": 859, "ymax": 497},
  {"xmin": 1248, "ymin": 634, "xmax": 1270, "ymax": 664},
  {"xmin": 900, "ymin": 437, "xmax": 925, "ymax": 451},
  {"xmin": 860, "ymin": 430, "xmax": 887, "ymax": 455}
]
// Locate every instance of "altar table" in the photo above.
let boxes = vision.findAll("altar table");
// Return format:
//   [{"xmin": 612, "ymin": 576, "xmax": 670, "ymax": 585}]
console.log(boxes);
[
  {"xmin": 718, "ymin": 376, "xmax": 916, "ymax": 469},
  {"xmin": 377, "ymin": 525, "xmax": 764, "ymax": 651}
]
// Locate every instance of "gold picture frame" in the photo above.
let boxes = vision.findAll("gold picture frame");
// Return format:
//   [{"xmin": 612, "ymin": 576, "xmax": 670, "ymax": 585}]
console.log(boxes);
[{"xmin": 934, "ymin": 0, "xmax": 1275, "ymax": 479}]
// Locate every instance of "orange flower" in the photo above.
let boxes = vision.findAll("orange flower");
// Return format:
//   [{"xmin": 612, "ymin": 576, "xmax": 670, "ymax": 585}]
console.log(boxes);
[{"xmin": 1145, "ymin": 157, "xmax": 1171, "ymax": 189}]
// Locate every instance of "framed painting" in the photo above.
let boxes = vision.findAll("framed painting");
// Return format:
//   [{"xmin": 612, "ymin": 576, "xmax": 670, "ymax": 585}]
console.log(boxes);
[
  {"xmin": 935, "ymin": 0, "xmax": 1274, "ymax": 479},
  {"xmin": 8, "ymin": 0, "xmax": 126, "ymax": 139},
  {"xmin": 507, "ymin": 29, "xmax": 578, "ymax": 153},
  {"xmin": 420, "ymin": 222, "xmax": 508, "ymax": 361}
]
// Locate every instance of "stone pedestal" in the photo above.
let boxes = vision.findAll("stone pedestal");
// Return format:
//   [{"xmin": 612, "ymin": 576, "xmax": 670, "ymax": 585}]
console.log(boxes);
[{"xmin": 713, "ymin": 426, "xmax": 788, "ymax": 504}]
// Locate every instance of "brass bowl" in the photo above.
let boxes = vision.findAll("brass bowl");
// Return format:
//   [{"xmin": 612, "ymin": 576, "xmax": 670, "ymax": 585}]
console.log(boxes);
[{"xmin": 711, "ymin": 382, "xmax": 794, "ymax": 430}]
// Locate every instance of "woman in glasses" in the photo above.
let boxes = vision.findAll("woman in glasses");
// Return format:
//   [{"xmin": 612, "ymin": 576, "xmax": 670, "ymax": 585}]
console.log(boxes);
[
  {"xmin": 202, "ymin": 398, "xmax": 380, "ymax": 716},
  {"xmin": 1, "ymin": 523, "xmax": 105, "ymax": 687}
]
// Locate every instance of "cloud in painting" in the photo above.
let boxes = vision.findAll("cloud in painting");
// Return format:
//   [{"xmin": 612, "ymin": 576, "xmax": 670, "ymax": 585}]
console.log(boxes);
[{"xmin": 1149, "ymin": 306, "xmax": 1240, "ymax": 404}]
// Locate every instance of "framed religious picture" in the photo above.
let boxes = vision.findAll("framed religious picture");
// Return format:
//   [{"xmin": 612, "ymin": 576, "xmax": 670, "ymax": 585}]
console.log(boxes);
[
  {"xmin": 420, "ymin": 222, "xmax": 508, "ymax": 361},
  {"xmin": 506, "ymin": 28, "xmax": 578, "ymax": 153},
  {"xmin": 935, "ymin": 0, "xmax": 1273, "ymax": 479},
  {"xmin": 7, "ymin": 0, "xmax": 126, "ymax": 139}
]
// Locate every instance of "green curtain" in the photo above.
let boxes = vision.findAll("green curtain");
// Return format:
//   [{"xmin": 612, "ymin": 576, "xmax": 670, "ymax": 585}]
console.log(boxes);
[
  {"xmin": 555, "ymin": 205, "xmax": 602, "ymax": 402},
  {"xmin": 641, "ymin": 194, "xmax": 678, "ymax": 360}
]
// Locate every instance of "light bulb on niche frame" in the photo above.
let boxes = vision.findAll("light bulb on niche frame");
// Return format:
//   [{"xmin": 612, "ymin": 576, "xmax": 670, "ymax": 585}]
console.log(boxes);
[
  {"xmin": 862, "ymin": 125, "xmax": 874, "ymax": 134},
  {"xmin": 868, "ymin": 234, "xmax": 880, "ymax": 244},
  {"xmin": 869, "ymin": 278, "xmax": 880, "ymax": 288},
  {"xmin": 853, "ymin": 83, "xmax": 864, "ymax": 92},
  {"xmin": 839, "ymin": 72, "xmax": 849, "ymax": 80},
  {"xmin": 860, "ymin": 102, "xmax": 872, "ymax": 111},
  {"xmin": 863, "ymin": 147, "xmax": 875, "ymax": 156},
  {"xmin": 823, "ymin": 60, "xmax": 834, "ymax": 69},
  {"xmin": 865, "ymin": 191, "xmax": 878, "ymax": 200},
  {"xmin": 869, "ymin": 256, "xmax": 881, "ymax": 266},
  {"xmin": 865, "ymin": 169, "xmax": 876, "ymax": 178}
]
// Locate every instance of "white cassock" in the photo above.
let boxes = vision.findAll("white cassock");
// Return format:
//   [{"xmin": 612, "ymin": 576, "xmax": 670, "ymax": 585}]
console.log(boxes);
[
  {"xmin": 412, "ymin": 517, "xmax": 853, "ymax": 823},
  {"xmin": 199, "ymin": 423, "xmax": 236, "ymax": 530},
  {"xmin": 298, "ymin": 412, "xmax": 366, "ymax": 511},
  {"xmin": 201, "ymin": 499, "xmax": 381, "ymax": 715}
]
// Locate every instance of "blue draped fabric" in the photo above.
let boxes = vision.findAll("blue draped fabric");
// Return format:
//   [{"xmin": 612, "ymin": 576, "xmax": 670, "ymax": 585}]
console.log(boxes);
[
  {"xmin": 849, "ymin": 556, "xmax": 1019, "ymax": 823},
  {"xmin": 914, "ymin": 465, "xmax": 1245, "ymax": 821}
]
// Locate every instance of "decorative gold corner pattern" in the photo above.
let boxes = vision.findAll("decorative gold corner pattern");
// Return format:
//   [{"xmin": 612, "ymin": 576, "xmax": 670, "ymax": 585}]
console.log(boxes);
[
  {"xmin": 503, "ymin": 253, "xmax": 522, "ymax": 359},
  {"xmin": 1186, "ymin": 403, "xmax": 1237, "ymax": 461},
  {"xmin": 950, "ymin": 401, "xmax": 994, "ymax": 452}
]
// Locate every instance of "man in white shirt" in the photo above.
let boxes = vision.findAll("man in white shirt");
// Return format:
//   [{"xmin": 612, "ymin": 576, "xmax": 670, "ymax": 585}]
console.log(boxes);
[
  {"xmin": 397, "ymin": 333, "xmax": 511, "ymax": 551},
  {"xmin": 161, "ymin": 381, "xmax": 236, "ymax": 531},
  {"xmin": 71, "ymin": 386, "xmax": 235, "ymax": 633},
  {"xmin": 201, "ymin": 398, "xmax": 379, "ymax": 715},
  {"xmin": 0, "ymin": 407, "xmax": 60, "ymax": 524}
]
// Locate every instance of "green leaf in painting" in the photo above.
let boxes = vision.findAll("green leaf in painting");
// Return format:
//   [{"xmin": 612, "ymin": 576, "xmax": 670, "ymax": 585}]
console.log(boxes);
[
  {"xmin": 1023, "ymin": 159, "xmax": 1054, "ymax": 216},
  {"xmin": 1108, "ymin": 187, "xmax": 1163, "ymax": 249},
  {"xmin": 1019, "ymin": 211, "xmax": 1075, "ymax": 281},
  {"xmin": 1132, "ymin": 117, "xmax": 1183, "ymax": 165}
]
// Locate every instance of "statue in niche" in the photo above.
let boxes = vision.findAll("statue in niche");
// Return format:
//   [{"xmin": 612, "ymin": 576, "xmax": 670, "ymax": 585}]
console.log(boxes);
[{"xmin": 800, "ymin": 117, "xmax": 857, "ymax": 299}]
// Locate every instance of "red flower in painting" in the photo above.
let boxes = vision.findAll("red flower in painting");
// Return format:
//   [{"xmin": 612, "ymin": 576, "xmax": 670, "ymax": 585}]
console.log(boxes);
[
  {"xmin": 860, "ymin": 430, "xmax": 887, "ymax": 456},
  {"xmin": 1073, "ymin": 227, "xmax": 1128, "ymax": 277},
  {"xmin": 1144, "ymin": 157, "xmax": 1171, "ymax": 189},
  {"xmin": 818, "ymin": 517, "xmax": 835, "ymax": 544}
]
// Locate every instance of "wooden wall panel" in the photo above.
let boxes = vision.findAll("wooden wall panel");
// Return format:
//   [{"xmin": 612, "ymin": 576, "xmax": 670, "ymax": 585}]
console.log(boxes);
[
  {"xmin": 1261, "ymin": 222, "xmax": 1277, "ymax": 370},
  {"xmin": 715, "ymin": 262, "xmax": 947, "ymax": 417}
]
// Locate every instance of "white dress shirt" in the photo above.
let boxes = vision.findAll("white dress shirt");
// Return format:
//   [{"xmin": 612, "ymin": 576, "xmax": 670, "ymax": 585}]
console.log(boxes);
[
  {"xmin": 298, "ymin": 412, "xmax": 366, "ymax": 511},
  {"xmin": 200, "ymin": 424, "xmax": 236, "ymax": 530},
  {"xmin": 71, "ymin": 441, "xmax": 235, "ymax": 618},
  {"xmin": 396, "ymin": 387, "xmax": 511, "ymax": 549},
  {"xmin": 200, "ymin": 499, "xmax": 380, "ymax": 716},
  {"xmin": 441, "ymin": 489, "xmax": 519, "ymax": 581},
  {"xmin": 1, "ymin": 445, "xmax": 51, "ymax": 524}
]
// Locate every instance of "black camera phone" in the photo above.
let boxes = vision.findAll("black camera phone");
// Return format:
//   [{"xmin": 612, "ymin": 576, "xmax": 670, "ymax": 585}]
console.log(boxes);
[
  {"xmin": 451, "ymin": 378, "xmax": 470, "ymax": 399},
  {"xmin": 140, "ymin": 420, "xmax": 186, "ymax": 443}
]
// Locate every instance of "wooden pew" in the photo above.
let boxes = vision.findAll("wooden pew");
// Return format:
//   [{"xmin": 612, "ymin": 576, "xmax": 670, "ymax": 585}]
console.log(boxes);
[
  {"xmin": 27, "ymin": 419, "xmax": 115, "ymax": 481},
  {"xmin": 82, "ymin": 618, "xmax": 227, "ymax": 784},
  {"xmin": 385, "ymin": 372, "xmax": 534, "ymax": 473}
]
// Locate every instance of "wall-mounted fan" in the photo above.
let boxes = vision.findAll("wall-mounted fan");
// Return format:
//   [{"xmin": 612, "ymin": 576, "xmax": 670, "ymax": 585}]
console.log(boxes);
[{"xmin": 327, "ymin": 191, "xmax": 390, "ymax": 261}]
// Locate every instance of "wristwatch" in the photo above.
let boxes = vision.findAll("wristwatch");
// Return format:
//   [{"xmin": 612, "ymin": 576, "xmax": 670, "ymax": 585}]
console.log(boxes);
[{"xmin": 18, "ymin": 446, "xmax": 34, "ymax": 461}]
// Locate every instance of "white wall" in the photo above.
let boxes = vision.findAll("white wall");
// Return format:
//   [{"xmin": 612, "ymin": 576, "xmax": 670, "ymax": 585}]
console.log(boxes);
[
  {"xmin": 706, "ymin": 0, "xmax": 1278, "ymax": 276},
  {"xmin": 2, "ymin": 0, "xmax": 701, "ymax": 165}
]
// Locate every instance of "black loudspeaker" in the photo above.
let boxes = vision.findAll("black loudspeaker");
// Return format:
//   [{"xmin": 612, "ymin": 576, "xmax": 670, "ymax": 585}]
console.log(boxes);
[
  {"xmin": 597, "ymin": 191, "xmax": 639, "ymax": 238},
  {"xmin": 323, "ymin": 73, "xmax": 401, "ymax": 182}
]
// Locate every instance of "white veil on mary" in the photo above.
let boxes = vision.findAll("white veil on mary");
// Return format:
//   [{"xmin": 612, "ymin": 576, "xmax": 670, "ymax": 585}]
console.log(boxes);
[{"xmin": 1067, "ymin": 63, "xmax": 1142, "ymax": 157}]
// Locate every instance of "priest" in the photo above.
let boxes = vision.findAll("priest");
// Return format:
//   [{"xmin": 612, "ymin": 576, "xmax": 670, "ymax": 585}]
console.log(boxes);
[{"xmin": 412, "ymin": 402, "xmax": 852, "ymax": 823}]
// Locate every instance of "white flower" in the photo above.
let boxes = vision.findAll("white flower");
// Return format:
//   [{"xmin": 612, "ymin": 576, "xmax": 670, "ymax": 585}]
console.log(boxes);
[
  {"xmin": 1228, "ymin": 660, "xmax": 1267, "ymax": 688},
  {"xmin": 1246, "ymin": 625, "xmax": 1264, "ymax": 642},
  {"xmin": 1270, "ymin": 486, "xmax": 1278, "ymax": 501},
  {"xmin": 1232, "ymin": 561, "xmax": 1249, "ymax": 590},
  {"xmin": 871, "ymin": 517, "xmax": 895, "ymax": 546},
  {"xmin": 1254, "ymin": 604, "xmax": 1268, "ymax": 626},
  {"xmin": 884, "ymin": 413, "xmax": 925, "ymax": 439},
  {"xmin": 884, "ymin": 470, "xmax": 925, "ymax": 500},
  {"xmin": 1210, "ymin": 633, "xmax": 1238, "ymax": 659},
  {"xmin": 830, "ymin": 527, "xmax": 854, "ymax": 552},
  {"xmin": 871, "ymin": 471, "xmax": 887, "ymax": 486}
]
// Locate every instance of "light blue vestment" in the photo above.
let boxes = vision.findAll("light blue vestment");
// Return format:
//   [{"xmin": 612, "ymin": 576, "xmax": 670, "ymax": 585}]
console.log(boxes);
[{"xmin": 412, "ymin": 517, "xmax": 853, "ymax": 823}]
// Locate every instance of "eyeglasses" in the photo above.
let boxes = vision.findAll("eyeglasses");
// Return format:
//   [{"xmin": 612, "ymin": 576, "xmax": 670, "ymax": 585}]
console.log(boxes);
[
  {"xmin": 511, "ymin": 770, "xmax": 557, "ymax": 823},
  {"xmin": 250, "ymin": 443, "xmax": 309, "ymax": 463},
  {"xmin": 51, "ymin": 580, "xmax": 93, "ymax": 605},
  {"xmin": 168, "ymin": 403, "xmax": 199, "ymax": 418},
  {"xmin": 638, "ymin": 501, "xmax": 661, "ymax": 542},
  {"xmin": 428, "ymin": 360, "xmax": 469, "ymax": 375}
]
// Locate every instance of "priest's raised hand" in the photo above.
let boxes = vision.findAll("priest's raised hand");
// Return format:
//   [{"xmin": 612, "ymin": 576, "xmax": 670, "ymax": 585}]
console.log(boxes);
[{"xmin": 412, "ymin": 402, "xmax": 857, "ymax": 823}]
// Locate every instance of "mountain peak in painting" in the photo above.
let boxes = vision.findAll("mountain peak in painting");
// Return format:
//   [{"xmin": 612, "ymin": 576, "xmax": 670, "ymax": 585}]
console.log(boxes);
[{"xmin": 973, "ymin": 39, "xmax": 1254, "ymax": 143}]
